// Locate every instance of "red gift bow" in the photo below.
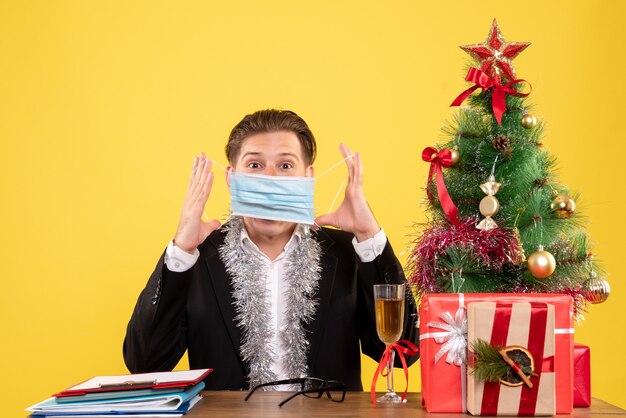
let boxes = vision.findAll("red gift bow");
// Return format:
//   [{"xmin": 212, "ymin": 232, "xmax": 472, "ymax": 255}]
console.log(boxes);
[
  {"xmin": 450, "ymin": 67, "xmax": 532, "ymax": 125},
  {"xmin": 370, "ymin": 340, "xmax": 419, "ymax": 405},
  {"xmin": 422, "ymin": 147, "xmax": 460, "ymax": 227}
]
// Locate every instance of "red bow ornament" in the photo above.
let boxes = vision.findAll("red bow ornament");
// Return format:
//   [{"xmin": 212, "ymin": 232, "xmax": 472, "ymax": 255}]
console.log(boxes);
[
  {"xmin": 422, "ymin": 147, "xmax": 460, "ymax": 227},
  {"xmin": 370, "ymin": 340, "xmax": 419, "ymax": 404},
  {"xmin": 450, "ymin": 67, "xmax": 531, "ymax": 125}
]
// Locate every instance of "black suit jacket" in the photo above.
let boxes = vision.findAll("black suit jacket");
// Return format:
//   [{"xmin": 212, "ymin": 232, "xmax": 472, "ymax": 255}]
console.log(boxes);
[{"xmin": 123, "ymin": 226, "xmax": 418, "ymax": 391}]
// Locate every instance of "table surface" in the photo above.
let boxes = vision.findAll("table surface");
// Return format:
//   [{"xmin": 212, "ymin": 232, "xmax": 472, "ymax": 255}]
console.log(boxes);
[{"xmin": 189, "ymin": 391, "xmax": 626, "ymax": 417}]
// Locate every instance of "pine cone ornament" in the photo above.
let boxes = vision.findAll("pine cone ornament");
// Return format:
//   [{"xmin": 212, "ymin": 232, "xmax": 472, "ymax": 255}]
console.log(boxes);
[{"xmin": 492, "ymin": 135, "xmax": 511, "ymax": 157}]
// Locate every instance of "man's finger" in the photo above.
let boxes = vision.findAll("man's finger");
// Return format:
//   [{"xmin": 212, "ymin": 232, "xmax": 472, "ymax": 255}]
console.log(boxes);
[
  {"xmin": 339, "ymin": 143, "xmax": 355, "ymax": 170},
  {"xmin": 339, "ymin": 144, "xmax": 358, "ymax": 187},
  {"xmin": 340, "ymin": 143, "xmax": 354, "ymax": 156},
  {"xmin": 190, "ymin": 156, "xmax": 199, "ymax": 175},
  {"xmin": 189, "ymin": 155, "xmax": 207, "ymax": 195},
  {"xmin": 353, "ymin": 152, "xmax": 363, "ymax": 187},
  {"xmin": 194, "ymin": 156, "xmax": 211, "ymax": 197},
  {"xmin": 188, "ymin": 156, "xmax": 199, "ymax": 192},
  {"xmin": 200, "ymin": 171, "xmax": 214, "ymax": 201},
  {"xmin": 314, "ymin": 213, "xmax": 337, "ymax": 229}
]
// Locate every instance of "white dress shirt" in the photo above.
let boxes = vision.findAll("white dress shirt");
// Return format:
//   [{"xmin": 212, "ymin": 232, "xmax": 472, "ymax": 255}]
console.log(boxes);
[{"xmin": 164, "ymin": 226, "xmax": 387, "ymax": 380}]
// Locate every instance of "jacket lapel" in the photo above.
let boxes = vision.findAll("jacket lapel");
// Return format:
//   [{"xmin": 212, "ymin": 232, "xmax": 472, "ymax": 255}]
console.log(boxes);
[
  {"xmin": 305, "ymin": 229, "xmax": 337, "ymax": 367},
  {"xmin": 203, "ymin": 232, "xmax": 247, "ymax": 375}
]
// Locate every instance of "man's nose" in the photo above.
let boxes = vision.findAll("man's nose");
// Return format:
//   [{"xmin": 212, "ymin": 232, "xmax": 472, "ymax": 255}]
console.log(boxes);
[{"xmin": 262, "ymin": 165, "xmax": 277, "ymax": 176}]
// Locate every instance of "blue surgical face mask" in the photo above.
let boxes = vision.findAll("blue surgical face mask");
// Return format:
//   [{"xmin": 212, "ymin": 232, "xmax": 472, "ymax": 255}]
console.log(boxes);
[{"xmin": 229, "ymin": 172, "xmax": 315, "ymax": 225}]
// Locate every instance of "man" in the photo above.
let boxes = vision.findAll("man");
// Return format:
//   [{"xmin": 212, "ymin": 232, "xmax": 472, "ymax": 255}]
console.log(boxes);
[{"xmin": 124, "ymin": 109, "xmax": 417, "ymax": 391}]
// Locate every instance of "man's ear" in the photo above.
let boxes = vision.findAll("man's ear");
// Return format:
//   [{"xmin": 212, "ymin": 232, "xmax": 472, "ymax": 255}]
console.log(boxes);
[
  {"xmin": 225, "ymin": 166, "xmax": 232, "ymax": 189},
  {"xmin": 306, "ymin": 165, "xmax": 314, "ymax": 178}
]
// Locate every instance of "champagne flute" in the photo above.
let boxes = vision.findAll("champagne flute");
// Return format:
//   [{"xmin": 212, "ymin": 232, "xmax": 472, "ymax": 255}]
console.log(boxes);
[{"xmin": 373, "ymin": 283, "xmax": 406, "ymax": 403}]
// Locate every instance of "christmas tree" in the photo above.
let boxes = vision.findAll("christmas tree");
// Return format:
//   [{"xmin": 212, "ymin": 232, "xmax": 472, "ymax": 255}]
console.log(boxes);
[{"xmin": 407, "ymin": 20, "xmax": 609, "ymax": 316}]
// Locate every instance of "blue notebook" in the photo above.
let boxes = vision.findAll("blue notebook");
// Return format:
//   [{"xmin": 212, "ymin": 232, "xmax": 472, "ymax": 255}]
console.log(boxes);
[{"xmin": 26, "ymin": 381, "xmax": 204, "ymax": 416}]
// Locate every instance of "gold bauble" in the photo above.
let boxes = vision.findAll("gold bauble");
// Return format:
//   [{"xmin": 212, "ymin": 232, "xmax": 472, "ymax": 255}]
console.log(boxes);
[
  {"xmin": 521, "ymin": 114, "xmax": 537, "ymax": 129},
  {"xmin": 527, "ymin": 247, "xmax": 556, "ymax": 279},
  {"xmin": 450, "ymin": 148, "xmax": 460, "ymax": 165},
  {"xmin": 550, "ymin": 193, "xmax": 576, "ymax": 218},
  {"xmin": 583, "ymin": 272, "xmax": 610, "ymax": 304},
  {"xmin": 479, "ymin": 195, "xmax": 500, "ymax": 217}
]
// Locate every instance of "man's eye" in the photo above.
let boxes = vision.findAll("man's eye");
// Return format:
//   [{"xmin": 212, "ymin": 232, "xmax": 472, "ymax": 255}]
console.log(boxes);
[
  {"xmin": 247, "ymin": 162, "xmax": 261, "ymax": 169},
  {"xmin": 281, "ymin": 163, "xmax": 293, "ymax": 169}
]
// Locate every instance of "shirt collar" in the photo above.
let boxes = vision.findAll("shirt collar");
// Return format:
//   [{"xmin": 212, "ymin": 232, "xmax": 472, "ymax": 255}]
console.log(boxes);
[{"xmin": 239, "ymin": 223, "xmax": 306, "ymax": 258}]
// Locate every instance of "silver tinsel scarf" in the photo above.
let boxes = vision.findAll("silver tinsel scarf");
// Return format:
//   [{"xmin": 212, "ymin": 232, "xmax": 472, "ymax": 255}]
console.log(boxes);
[{"xmin": 219, "ymin": 216, "xmax": 322, "ymax": 389}]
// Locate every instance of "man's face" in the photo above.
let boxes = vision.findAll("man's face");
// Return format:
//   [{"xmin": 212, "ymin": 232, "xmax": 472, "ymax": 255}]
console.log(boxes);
[{"xmin": 229, "ymin": 130, "xmax": 314, "ymax": 239}]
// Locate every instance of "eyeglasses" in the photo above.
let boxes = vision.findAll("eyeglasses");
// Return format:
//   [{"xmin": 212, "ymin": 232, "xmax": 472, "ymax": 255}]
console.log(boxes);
[{"xmin": 244, "ymin": 377, "xmax": 347, "ymax": 407}]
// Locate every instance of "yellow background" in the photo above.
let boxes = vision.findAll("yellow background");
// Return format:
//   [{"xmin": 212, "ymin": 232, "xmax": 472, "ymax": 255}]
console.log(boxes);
[{"xmin": 1, "ymin": 1, "xmax": 624, "ymax": 416}]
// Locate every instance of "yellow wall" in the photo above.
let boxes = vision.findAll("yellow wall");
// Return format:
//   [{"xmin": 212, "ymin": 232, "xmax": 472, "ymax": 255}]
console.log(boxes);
[{"xmin": 2, "ymin": 1, "xmax": 624, "ymax": 415}]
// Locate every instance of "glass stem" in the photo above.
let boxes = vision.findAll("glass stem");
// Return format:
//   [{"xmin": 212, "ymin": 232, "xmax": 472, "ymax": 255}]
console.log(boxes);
[{"xmin": 386, "ymin": 348, "xmax": 395, "ymax": 394}]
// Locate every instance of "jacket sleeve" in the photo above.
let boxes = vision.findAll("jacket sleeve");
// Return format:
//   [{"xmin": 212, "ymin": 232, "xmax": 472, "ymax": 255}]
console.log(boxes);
[
  {"xmin": 357, "ymin": 239, "xmax": 420, "ymax": 367},
  {"xmin": 123, "ymin": 252, "xmax": 193, "ymax": 373}
]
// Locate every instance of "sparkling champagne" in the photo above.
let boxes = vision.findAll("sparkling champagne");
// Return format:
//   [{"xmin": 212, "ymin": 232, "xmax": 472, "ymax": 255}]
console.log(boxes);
[{"xmin": 375, "ymin": 298, "xmax": 404, "ymax": 345}]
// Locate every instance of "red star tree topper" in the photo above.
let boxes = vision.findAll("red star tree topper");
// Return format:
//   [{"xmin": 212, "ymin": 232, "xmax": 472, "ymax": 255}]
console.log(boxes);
[{"xmin": 460, "ymin": 19, "xmax": 530, "ymax": 82}]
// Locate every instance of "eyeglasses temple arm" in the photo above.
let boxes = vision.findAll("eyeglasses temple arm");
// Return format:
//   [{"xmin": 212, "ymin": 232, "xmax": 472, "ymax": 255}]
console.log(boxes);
[
  {"xmin": 278, "ymin": 391, "xmax": 303, "ymax": 408},
  {"xmin": 245, "ymin": 378, "xmax": 306, "ymax": 402},
  {"xmin": 244, "ymin": 383, "xmax": 269, "ymax": 401}
]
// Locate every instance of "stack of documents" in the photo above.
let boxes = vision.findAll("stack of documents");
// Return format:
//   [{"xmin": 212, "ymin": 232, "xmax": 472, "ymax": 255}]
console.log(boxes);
[{"xmin": 26, "ymin": 369, "xmax": 212, "ymax": 417}]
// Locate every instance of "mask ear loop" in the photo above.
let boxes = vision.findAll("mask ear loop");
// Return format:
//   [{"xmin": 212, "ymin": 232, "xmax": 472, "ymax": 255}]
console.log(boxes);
[
  {"xmin": 326, "ymin": 174, "xmax": 349, "ymax": 213},
  {"xmin": 210, "ymin": 160, "xmax": 228, "ymax": 173},
  {"xmin": 314, "ymin": 154, "xmax": 354, "ymax": 180},
  {"xmin": 313, "ymin": 154, "xmax": 354, "ymax": 230}
]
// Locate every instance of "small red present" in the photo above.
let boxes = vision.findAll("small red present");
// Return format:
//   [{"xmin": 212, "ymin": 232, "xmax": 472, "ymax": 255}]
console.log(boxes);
[
  {"xmin": 419, "ymin": 293, "xmax": 573, "ymax": 414},
  {"xmin": 573, "ymin": 343, "xmax": 591, "ymax": 407},
  {"xmin": 466, "ymin": 301, "xmax": 556, "ymax": 416}
]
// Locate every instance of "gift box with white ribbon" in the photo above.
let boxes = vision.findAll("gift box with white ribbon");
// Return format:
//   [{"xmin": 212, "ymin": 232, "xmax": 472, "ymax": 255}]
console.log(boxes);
[{"xmin": 419, "ymin": 293, "xmax": 573, "ymax": 414}]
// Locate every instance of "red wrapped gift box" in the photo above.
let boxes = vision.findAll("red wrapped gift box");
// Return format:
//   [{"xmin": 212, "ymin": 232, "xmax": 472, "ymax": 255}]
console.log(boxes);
[
  {"xmin": 419, "ymin": 293, "xmax": 573, "ymax": 414},
  {"xmin": 467, "ymin": 301, "xmax": 556, "ymax": 416},
  {"xmin": 573, "ymin": 343, "xmax": 591, "ymax": 407}
]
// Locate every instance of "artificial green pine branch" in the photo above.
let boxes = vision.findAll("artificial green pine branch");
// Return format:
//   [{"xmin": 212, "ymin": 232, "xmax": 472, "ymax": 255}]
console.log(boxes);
[
  {"xmin": 470, "ymin": 339, "xmax": 532, "ymax": 383},
  {"xmin": 470, "ymin": 339, "xmax": 510, "ymax": 383}
]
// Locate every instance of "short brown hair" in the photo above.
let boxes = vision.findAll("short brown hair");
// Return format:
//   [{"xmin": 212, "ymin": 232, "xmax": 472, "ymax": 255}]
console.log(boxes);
[{"xmin": 226, "ymin": 109, "xmax": 317, "ymax": 165}]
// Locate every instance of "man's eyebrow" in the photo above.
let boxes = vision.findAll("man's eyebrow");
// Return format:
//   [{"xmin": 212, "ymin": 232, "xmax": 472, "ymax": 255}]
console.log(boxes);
[
  {"xmin": 241, "ymin": 151, "xmax": 301, "ymax": 160},
  {"xmin": 241, "ymin": 151, "xmax": 261, "ymax": 158},
  {"xmin": 277, "ymin": 152, "xmax": 300, "ymax": 159}
]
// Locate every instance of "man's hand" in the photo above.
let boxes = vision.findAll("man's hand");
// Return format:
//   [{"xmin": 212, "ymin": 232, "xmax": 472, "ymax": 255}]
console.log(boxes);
[
  {"xmin": 173, "ymin": 153, "xmax": 221, "ymax": 253},
  {"xmin": 314, "ymin": 144, "xmax": 381, "ymax": 242}
]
